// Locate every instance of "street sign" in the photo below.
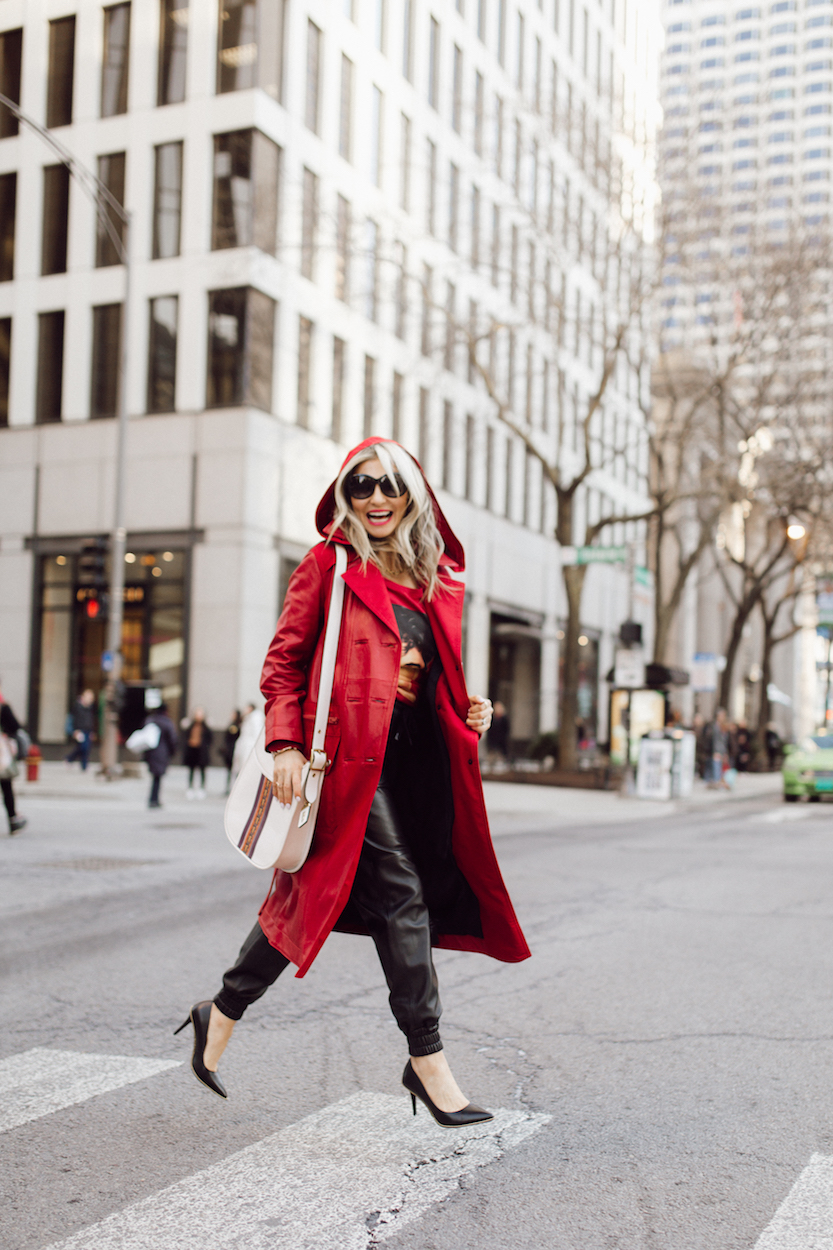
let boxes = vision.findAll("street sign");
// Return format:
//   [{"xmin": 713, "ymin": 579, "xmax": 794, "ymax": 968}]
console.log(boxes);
[
  {"xmin": 635, "ymin": 566, "xmax": 654, "ymax": 588},
  {"xmin": 561, "ymin": 546, "xmax": 627, "ymax": 565},
  {"xmin": 614, "ymin": 648, "xmax": 646, "ymax": 688},
  {"xmin": 101, "ymin": 650, "xmax": 114, "ymax": 673},
  {"xmin": 691, "ymin": 652, "xmax": 718, "ymax": 693}
]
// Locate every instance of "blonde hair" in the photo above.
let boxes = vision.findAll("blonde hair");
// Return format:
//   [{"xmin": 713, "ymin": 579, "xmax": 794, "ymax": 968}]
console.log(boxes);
[{"xmin": 331, "ymin": 442, "xmax": 446, "ymax": 599}]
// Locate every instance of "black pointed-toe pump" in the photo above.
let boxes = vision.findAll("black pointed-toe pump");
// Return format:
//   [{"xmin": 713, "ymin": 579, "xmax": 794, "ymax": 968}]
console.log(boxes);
[
  {"xmin": 174, "ymin": 1000, "xmax": 227, "ymax": 1099},
  {"xmin": 402, "ymin": 1060, "xmax": 493, "ymax": 1128}
]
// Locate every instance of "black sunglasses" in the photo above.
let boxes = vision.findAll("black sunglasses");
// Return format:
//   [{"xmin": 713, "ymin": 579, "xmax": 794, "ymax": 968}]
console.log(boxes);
[{"xmin": 345, "ymin": 472, "xmax": 407, "ymax": 500}]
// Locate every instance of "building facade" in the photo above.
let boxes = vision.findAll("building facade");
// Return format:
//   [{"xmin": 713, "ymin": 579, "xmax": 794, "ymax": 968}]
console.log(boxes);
[{"xmin": 0, "ymin": 0, "xmax": 658, "ymax": 754}]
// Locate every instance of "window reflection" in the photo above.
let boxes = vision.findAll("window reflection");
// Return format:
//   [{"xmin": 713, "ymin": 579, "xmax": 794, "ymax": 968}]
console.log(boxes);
[
  {"xmin": 158, "ymin": 0, "xmax": 188, "ymax": 106},
  {"xmin": 217, "ymin": 0, "xmax": 287, "ymax": 100},
  {"xmin": 101, "ymin": 4, "xmax": 131, "ymax": 118},
  {"xmin": 207, "ymin": 286, "xmax": 274, "ymax": 412},
  {"xmin": 212, "ymin": 129, "xmax": 279, "ymax": 255}
]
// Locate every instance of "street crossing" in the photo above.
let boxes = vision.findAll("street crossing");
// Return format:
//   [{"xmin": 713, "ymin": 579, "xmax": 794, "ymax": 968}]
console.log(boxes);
[
  {"xmin": 0, "ymin": 1046, "xmax": 180, "ymax": 1133},
  {"xmin": 3, "ymin": 1046, "xmax": 548, "ymax": 1249},
  {"xmin": 753, "ymin": 1153, "xmax": 833, "ymax": 1248}
]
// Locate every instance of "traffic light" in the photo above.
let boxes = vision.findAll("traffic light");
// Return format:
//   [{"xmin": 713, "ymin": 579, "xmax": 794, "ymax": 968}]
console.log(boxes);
[{"xmin": 78, "ymin": 537, "xmax": 109, "ymax": 620}]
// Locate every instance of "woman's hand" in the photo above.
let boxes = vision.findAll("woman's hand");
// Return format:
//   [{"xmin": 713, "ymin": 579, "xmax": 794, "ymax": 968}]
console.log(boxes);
[
  {"xmin": 271, "ymin": 749, "xmax": 306, "ymax": 808},
  {"xmin": 466, "ymin": 696, "xmax": 493, "ymax": 736}
]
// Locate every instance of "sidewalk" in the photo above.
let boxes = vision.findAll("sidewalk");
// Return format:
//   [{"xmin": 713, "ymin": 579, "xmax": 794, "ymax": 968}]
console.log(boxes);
[{"xmin": 13, "ymin": 761, "xmax": 783, "ymax": 835}]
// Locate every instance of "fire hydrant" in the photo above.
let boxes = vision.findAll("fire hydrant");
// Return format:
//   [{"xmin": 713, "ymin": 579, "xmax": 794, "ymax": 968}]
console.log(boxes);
[{"xmin": 26, "ymin": 744, "xmax": 42, "ymax": 782}]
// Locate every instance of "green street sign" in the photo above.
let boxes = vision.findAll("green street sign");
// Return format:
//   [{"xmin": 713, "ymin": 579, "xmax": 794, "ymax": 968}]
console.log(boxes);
[{"xmin": 574, "ymin": 546, "xmax": 627, "ymax": 565}]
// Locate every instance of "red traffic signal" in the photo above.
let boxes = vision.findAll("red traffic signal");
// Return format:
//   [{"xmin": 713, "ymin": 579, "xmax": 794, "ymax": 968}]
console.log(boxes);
[{"xmin": 86, "ymin": 598, "xmax": 101, "ymax": 619}]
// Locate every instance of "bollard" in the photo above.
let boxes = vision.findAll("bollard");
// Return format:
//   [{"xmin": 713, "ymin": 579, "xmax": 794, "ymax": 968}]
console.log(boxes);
[{"xmin": 26, "ymin": 743, "xmax": 42, "ymax": 782}]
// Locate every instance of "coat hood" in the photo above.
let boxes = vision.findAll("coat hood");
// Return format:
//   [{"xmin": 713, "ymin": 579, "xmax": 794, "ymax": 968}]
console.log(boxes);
[{"xmin": 315, "ymin": 437, "xmax": 465, "ymax": 571}]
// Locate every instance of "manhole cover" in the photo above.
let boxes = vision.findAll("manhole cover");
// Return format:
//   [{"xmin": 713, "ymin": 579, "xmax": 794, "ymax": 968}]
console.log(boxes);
[{"xmin": 37, "ymin": 858, "xmax": 160, "ymax": 871}]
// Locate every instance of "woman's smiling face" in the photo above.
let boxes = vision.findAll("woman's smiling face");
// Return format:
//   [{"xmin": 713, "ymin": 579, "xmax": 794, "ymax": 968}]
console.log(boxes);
[{"xmin": 349, "ymin": 457, "xmax": 410, "ymax": 538}]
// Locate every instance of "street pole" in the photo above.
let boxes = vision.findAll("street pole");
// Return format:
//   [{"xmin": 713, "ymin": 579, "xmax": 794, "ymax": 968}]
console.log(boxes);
[{"xmin": 0, "ymin": 93, "xmax": 131, "ymax": 778}]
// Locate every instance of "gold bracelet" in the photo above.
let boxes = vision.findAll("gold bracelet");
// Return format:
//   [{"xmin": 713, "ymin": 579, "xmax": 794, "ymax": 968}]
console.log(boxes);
[{"xmin": 270, "ymin": 746, "xmax": 300, "ymax": 756}]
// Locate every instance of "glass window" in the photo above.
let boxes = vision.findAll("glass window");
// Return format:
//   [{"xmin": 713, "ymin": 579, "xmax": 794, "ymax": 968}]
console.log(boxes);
[
  {"xmin": 331, "ymin": 336, "xmax": 345, "ymax": 442},
  {"xmin": 147, "ymin": 295, "xmax": 177, "ymax": 413},
  {"xmin": 36, "ymin": 311, "xmax": 64, "ymax": 424},
  {"xmin": 90, "ymin": 303, "xmax": 122, "ymax": 419},
  {"xmin": 0, "ymin": 171, "xmax": 15, "ymax": 281},
  {"xmin": 217, "ymin": 0, "xmax": 286, "ymax": 99},
  {"xmin": 0, "ymin": 29, "xmax": 22, "ymax": 139},
  {"xmin": 206, "ymin": 286, "xmax": 275, "ymax": 411},
  {"xmin": 158, "ymin": 0, "xmax": 188, "ymax": 105},
  {"xmin": 428, "ymin": 16, "xmax": 440, "ymax": 109},
  {"xmin": 0, "ymin": 317, "xmax": 10, "ymax": 426},
  {"xmin": 363, "ymin": 354, "xmax": 375, "ymax": 438},
  {"xmin": 41, "ymin": 165, "xmax": 69, "ymax": 276},
  {"xmin": 305, "ymin": 19, "xmax": 322, "ymax": 133},
  {"xmin": 335, "ymin": 194, "xmax": 350, "ymax": 301},
  {"xmin": 152, "ymin": 142, "xmax": 182, "ymax": 260},
  {"xmin": 297, "ymin": 315, "xmax": 313, "ymax": 428},
  {"xmin": 392, "ymin": 371, "xmax": 402, "ymax": 441},
  {"xmin": 101, "ymin": 4, "xmax": 131, "ymax": 118},
  {"xmin": 212, "ymin": 129, "xmax": 279, "ymax": 255},
  {"xmin": 452, "ymin": 45, "xmax": 463, "ymax": 131},
  {"xmin": 95, "ymin": 152, "xmax": 126, "ymax": 268},
  {"xmin": 340, "ymin": 55, "xmax": 353, "ymax": 160},
  {"xmin": 400, "ymin": 112, "xmax": 411, "ymax": 209},
  {"xmin": 46, "ymin": 17, "xmax": 75, "ymax": 128},
  {"xmin": 300, "ymin": 167, "xmax": 318, "ymax": 278},
  {"xmin": 370, "ymin": 86, "xmax": 383, "ymax": 185}
]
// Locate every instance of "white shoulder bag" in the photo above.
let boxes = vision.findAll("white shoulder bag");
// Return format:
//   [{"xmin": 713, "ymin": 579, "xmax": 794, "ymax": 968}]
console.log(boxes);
[{"xmin": 224, "ymin": 545, "xmax": 347, "ymax": 872}]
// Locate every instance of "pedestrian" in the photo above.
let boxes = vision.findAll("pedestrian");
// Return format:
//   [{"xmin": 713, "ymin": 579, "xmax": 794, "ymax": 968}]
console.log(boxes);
[
  {"xmin": 181, "ymin": 707, "xmax": 213, "ymax": 799},
  {"xmin": 486, "ymin": 700, "xmax": 511, "ymax": 766},
  {"xmin": 143, "ymin": 702, "xmax": 178, "ymax": 809},
  {"xmin": 733, "ymin": 719, "xmax": 752, "ymax": 772},
  {"xmin": 176, "ymin": 438, "xmax": 530, "ymax": 1126},
  {"xmin": 765, "ymin": 722, "xmax": 783, "ymax": 771},
  {"xmin": 222, "ymin": 710, "xmax": 242, "ymax": 794},
  {"xmin": 706, "ymin": 707, "xmax": 730, "ymax": 788},
  {"xmin": 229, "ymin": 701, "xmax": 264, "ymax": 786},
  {"xmin": 0, "ymin": 681, "xmax": 26, "ymax": 834},
  {"xmin": 65, "ymin": 689, "xmax": 96, "ymax": 771}
]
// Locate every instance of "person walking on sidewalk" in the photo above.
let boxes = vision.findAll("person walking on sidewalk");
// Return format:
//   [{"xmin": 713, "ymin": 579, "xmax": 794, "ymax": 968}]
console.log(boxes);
[
  {"xmin": 221, "ymin": 710, "xmax": 242, "ymax": 795},
  {"xmin": 176, "ymin": 438, "xmax": 531, "ymax": 1126},
  {"xmin": 0, "ymin": 683, "xmax": 26, "ymax": 834},
  {"xmin": 181, "ymin": 707, "xmax": 212, "ymax": 798},
  {"xmin": 229, "ymin": 701, "xmax": 264, "ymax": 787},
  {"xmin": 144, "ymin": 703, "xmax": 178, "ymax": 809},
  {"xmin": 706, "ymin": 708, "xmax": 730, "ymax": 788},
  {"xmin": 65, "ymin": 689, "xmax": 96, "ymax": 771}
]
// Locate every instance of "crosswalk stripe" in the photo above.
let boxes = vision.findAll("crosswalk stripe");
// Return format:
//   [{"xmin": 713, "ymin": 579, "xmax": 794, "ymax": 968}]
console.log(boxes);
[
  {"xmin": 43, "ymin": 1091, "xmax": 549, "ymax": 1249},
  {"xmin": 0, "ymin": 1047, "xmax": 181, "ymax": 1134},
  {"xmin": 754, "ymin": 1153, "xmax": 833, "ymax": 1248}
]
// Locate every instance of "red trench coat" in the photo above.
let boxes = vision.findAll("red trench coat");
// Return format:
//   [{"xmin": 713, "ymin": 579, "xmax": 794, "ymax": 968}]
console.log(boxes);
[{"xmin": 258, "ymin": 456, "xmax": 531, "ymax": 979}]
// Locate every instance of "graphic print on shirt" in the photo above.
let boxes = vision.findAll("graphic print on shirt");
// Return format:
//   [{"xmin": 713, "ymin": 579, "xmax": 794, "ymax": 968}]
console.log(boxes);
[{"xmin": 392, "ymin": 604, "xmax": 436, "ymax": 704}]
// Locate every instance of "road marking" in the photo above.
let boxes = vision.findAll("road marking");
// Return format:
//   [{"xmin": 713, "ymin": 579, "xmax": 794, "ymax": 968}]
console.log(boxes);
[
  {"xmin": 754, "ymin": 1153, "xmax": 833, "ymax": 1248},
  {"xmin": 757, "ymin": 808, "xmax": 813, "ymax": 823},
  {"xmin": 0, "ymin": 1047, "xmax": 181, "ymax": 1134},
  {"xmin": 44, "ymin": 1091, "xmax": 549, "ymax": 1249}
]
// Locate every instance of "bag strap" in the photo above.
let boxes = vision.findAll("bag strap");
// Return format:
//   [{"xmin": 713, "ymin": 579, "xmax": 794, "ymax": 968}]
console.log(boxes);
[{"xmin": 307, "ymin": 544, "xmax": 347, "ymax": 781}]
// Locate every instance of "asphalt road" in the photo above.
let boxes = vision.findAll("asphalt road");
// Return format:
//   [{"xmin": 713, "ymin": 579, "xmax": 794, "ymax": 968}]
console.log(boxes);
[{"xmin": 3, "ymin": 771, "xmax": 833, "ymax": 1248}]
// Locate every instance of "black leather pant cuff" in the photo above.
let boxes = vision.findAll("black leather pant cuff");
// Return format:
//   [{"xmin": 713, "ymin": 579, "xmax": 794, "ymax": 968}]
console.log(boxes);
[
  {"xmin": 212, "ymin": 991, "xmax": 247, "ymax": 1022},
  {"xmin": 408, "ymin": 1027, "xmax": 443, "ymax": 1056}
]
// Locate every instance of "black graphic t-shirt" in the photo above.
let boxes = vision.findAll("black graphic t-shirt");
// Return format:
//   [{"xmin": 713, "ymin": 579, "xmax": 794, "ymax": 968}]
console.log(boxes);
[{"xmin": 384, "ymin": 579, "xmax": 437, "ymax": 704}]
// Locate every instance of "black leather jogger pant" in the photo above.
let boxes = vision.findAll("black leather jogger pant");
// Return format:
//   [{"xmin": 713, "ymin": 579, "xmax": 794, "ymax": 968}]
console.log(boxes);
[{"xmin": 213, "ymin": 786, "xmax": 443, "ymax": 1057}]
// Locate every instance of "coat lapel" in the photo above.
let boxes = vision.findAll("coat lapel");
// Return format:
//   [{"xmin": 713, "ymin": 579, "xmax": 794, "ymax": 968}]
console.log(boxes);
[{"xmin": 342, "ymin": 557, "xmax": 400, "ymax": 637}]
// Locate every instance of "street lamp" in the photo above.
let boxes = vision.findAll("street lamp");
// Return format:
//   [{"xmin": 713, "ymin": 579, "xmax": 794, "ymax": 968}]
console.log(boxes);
[
  {"xmin": 0, "ymin": 93, "xmax": 131, "ymax": 778},
  {"xmin": 787, "ymin": 524, "xmax": 806, "ymax": 541}
]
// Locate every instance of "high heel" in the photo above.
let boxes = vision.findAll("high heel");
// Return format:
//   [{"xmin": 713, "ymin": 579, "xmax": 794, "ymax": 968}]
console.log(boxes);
[
  {"xmin": 174, "ymin": 1001, "xmax": 227, "ymax": 1099},
  {"xmin": 402, "ymin": 1060, "xmax": 493, "ymax": 1128}
]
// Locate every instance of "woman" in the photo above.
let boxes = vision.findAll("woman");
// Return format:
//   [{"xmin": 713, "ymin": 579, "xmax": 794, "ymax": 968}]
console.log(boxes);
[
  {"xmin": 0, "ymin": 683, "xmax": 26, "ymax": 834},
  {"xmin": 143, "ymin": 701, "xmax": 179, "ymax": 809},
  {"xmin": 230, "ymin": 702, "xmax": 265, "ymax": 788},
  {"xmin": 176, "ymin": 439, "xmax": 530, "ymax": 1126},
  {"xmin": 181, "ymin": 707, "xmax": 213, "ymax": 798},
  {"xmin": 222, "ymin": 710, "xmax": 242, "ymax": 794}
]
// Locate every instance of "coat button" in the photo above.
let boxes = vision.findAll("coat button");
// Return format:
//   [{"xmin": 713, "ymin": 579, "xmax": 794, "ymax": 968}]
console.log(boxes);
[{"xmin": 468, "ymin": 758, "xmax": 473, "ymax": 765}]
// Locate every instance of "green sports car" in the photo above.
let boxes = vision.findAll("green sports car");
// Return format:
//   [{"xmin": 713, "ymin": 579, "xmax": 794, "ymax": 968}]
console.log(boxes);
[{"xmin": 783, "ymin": 734, "xmax": 833, "ymax": 801}]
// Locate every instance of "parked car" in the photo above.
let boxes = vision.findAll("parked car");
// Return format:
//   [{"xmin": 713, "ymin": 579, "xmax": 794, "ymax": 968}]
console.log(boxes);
[{"xmin": 782, "ymin": 733, "xmax": 833, "ymax": 801}]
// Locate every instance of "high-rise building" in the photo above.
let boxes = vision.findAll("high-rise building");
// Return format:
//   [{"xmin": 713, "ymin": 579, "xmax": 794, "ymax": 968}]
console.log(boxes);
[{"xmin": 0, "ymin": 0, "xmax": 658, "ymax": 756}]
